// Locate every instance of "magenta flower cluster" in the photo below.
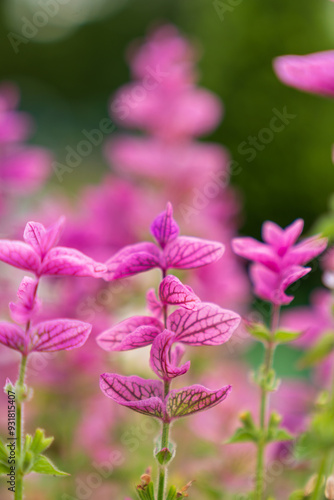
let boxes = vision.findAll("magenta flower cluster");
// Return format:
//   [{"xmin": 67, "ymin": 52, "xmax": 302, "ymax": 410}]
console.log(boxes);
[
  {"xmin": 232, "ymin": 219, "xmax": 327, "ymax": 305},
  {"xmin": 0, "ymin": 218, "xmax": 106, "ymax": 356},
  {"xmin": 98, "ymin": 203, "xmax": 241, "ymax": 422}
]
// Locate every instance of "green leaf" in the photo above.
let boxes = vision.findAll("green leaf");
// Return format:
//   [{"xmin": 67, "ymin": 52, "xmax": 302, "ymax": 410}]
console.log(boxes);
[
  {"xmin": 226, "ymin": 427, "xmax": 259, "ymax": 444},
  {"xmin": 299, "ymin": 332, "xmax": 334, "ymax": 368},
  {"xmin": 166, "ymin": 485, "xmax": 178, "ymax": 500},
  {"xmin": 247, "ymin": 323, "xmax": 270, "ymax": 343},
  {"xmin": 0, "ymin": 462, "xmax": 10, "ymax": 474},
  {"xmin": 274, "ymin": 329, "xmax": 302, "ymax": 343},
  {"xmin": 29, "ymin": 429, "xmax": 54, "ymax": 455},
  {"xmin": 267, "ymin": 428, "xmax": 294, "ymax": 443},
  {"xmin": 31, "ymin": 455, "xmax": 69, "ymax": 476}
]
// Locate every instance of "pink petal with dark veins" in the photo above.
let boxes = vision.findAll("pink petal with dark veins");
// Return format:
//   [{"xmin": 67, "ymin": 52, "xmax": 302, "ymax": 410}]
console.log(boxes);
[
  {"xmin": 159, "ymin": 275, "xmax": 200, "ymax": 309},
  {"xmin": 0, "ymin": 322, "xmax": 26, "ymax": 352},
  {"xmin": 150, "ymin": 202, "xmax": 179, "ymax": 249},
  {"xmin": 100, "ymin": 373, "xmax": 164, "ymax": 419},
  {"xmin": 0, "ymin": 240, "xmax": 40, "ymax": 274},
  {"xmin": 150, "ymin": 330, "xmax": 190, "ymax": 381},
  {"xmin": 166, "ymin": 383, "xmax": 231, "ymax": 419},
  {"xmin": 168, "ymin": 303, "xmax": 240, "ymax": 345},
  {"xmin": 41, "ymin": 247, "xmax": 106, "ymax": 277},
  {"xmin": 164, "ymin": 236, "xmax": 224, "ymax": 270},
  {"xmin": 96, "ymin": 316, "xmax": 163, "ymax": 351},
  {"xmin": 30, "ymin": 319, "xmax": 91, "ymax": 352}
]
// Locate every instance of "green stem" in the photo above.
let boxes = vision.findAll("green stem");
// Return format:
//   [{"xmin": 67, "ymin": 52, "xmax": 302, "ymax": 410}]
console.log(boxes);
[
  {"xmin": 15, "ymin": 354, "xmax": 28, "ymax": 500},
  {"xmin": 311, "ymin": 454, "xmax": 327, "ymax": 500},
  {"xmin": 157, "ymin": 382, "xmax": 171, "ymax": 500},
  {"xmin": 255, "ymin": 304, "xmax": 280, "ymax": 500}
]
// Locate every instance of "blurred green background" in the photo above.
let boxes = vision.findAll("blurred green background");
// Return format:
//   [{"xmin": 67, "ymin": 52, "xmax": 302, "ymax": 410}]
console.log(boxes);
[{"xmin": 1, "ymin": 0, "xmax": 334, "ymax": 238}]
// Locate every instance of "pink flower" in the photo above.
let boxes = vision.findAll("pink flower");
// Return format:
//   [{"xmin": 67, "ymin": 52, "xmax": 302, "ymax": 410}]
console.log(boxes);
[
  {"xmin": 0, "ymin": 82, "xmax": 51, "ymax": 206},
  {"xmin": 97, "ymin": 276, "xmax": 240, "ymax": 352},
  {"xmin": 0, "ymin": 318, "xmax": 92, "ymax": 356},
  {"xmin": 100, "ymin": 373, "xmax": 231, "ymax": 422},
  {"xmin": 9, "ymin": 276, "xmax": 40, "ymax": 325},
  {"xmin": 273, "ymin": 51, "xmax": 334, "ymax": 97},
  {"xmin": 232, "ymin": 219, "xmax": 327, "ymax": 305},
  {"xmin": 105, "ymin": 202, "xmax": 224, "ymax": 280},
  {"xmin": 0, "ymin": 217, "xmax": 106, "ymax": 278}
]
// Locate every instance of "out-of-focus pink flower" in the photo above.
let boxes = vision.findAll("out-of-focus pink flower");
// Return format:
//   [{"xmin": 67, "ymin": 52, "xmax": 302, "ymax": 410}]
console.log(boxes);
[
  {"xmin": 0, "ymin": 218, "xmax": 106, "ymax": 278},
  {"xmin": 0, "ymin": 82, "xmax": 52, "ymax": 208},
  {"xmin": 232, "ymin": 219, "xmax": 327, "ymax": 304},
  {"xmin": 282, "ymin": 289, "xmax": 334, "ymax": 347},
  {"xmin": 106, "ymin": 137, "xmax": 228, "ymax": 186},
  {"xmin": 273, "ymin": 51, "xmax": 334, "ymax": 97}
]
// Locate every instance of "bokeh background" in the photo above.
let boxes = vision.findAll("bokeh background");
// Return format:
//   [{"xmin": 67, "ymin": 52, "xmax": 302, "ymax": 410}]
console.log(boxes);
[{"xmin": 1, "ymin": 1, "xmax": 334, "ymax": 499}]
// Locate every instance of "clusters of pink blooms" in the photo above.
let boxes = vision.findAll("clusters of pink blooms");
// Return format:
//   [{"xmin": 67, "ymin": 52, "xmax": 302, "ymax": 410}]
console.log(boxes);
[
  {"xmin": 232, "ymin": 219, "xmax": 327, "ymax": 305},
  {"xmin": 98, "ymin": 204, "xmax": 241, "ymax": 422},
  {"xmin": 0, "ymin": 219, "xmax": 105, "ymax": 357},
  {"xmin": 0, "ymin": 82, "xmax": 51, "ymax": 216}
]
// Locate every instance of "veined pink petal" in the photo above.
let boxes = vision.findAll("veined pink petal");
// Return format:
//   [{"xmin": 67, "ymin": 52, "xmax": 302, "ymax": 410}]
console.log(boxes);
[
  {"xmin": 0, "ymin": 240, "xmax": 40, "ymax": 273},
  {"xmin": 168, "ymin": 303, "xmax": 240, "ymax": 345},
  {"xmin": 23, "ymin": 221, "xmax": 46, "ymax": 257},
  {"xmin": 274, "ymin": 51, "xmax": 334, "ymax": 97},
  {"xmin": 30, "ymin": 319, "xmax": 92, "ymax": 352},
  {"xmin": 165, "ymin": 236, "xmax": 224, "ymax": 270},
  {"xmin": 0, "ymin": 322, "xmax": 25, "ymax": 352},
  {"xmin": 100, "ymin": 373, "xmax": 164, "ymax": 419},
  {"xmin": 159, "ymin": 275, "xmax": 200, "ymax": 309},
  {"xmin": 96, "ymin": 316, "xmax": 163, "ymax": 351},
  {"xmin": 150, "ymin": 330, "xmax": 190, "ymax": 381},
  {"xmin": 150, "ymin": 202, "xmax": 179, "ymax": 249},
  {"xmin": 104, "ymin": 242, "xmax": 161, "ymax": 280},
  {"xmin": 42, "ymin": 216, "xmax": 65, "ymax": 254},
  {"xmin": 40, "ymin": 247, "xmax": 106, "ymax": 277},
  {"xmin": 24, "ymin": 217, "xmax": 65, "ymax": 258},
  {"xmin": 166, "ymin": 384, "xmax": 231, "ymax": 419},
  {"xmin": 232, "ymin": 237, "xmax": 279, "ymax": 271}
]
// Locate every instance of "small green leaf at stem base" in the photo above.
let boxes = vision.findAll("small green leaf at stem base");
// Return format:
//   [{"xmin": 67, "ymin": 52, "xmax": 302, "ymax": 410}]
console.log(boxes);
[
  {"xmin": 246, "ymin": 323, "xmax": 271, "ymax": 343},
  {"xmin": 288, "ymin": 491, "xmax": 306, "ymax": 500},
  {"xmin": 226, "ymin": 427, "xmax": 259, "ymax": 444},
  {"xmin": 274, "ymin": 329, "xmax": 302, "ymax": 343},
  {"xmin": 31, "ymin": 455, "xmax": 69, "ymax": 476}
]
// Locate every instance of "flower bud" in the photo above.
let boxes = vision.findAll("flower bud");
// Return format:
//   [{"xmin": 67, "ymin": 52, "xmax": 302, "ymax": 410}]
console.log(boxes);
[
  {"xmin": 325, "ymin": 475, "xmax": 334, "ymax": 499},
  {"xmin": 304, "ymin": 474, "xmax": 322, "ymax": 496}
]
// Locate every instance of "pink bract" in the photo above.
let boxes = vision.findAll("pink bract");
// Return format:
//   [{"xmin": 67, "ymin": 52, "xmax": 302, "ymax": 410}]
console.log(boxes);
[
  {"xmin": 273, "ymin": 51, "xmax": 334, "ymax": 97},
  {"xmin": 0, "ymin": 218, "xmax": 107, "ymax": 278},
  {"xmin": 105, "ymin": 202, "xmax": 224, "ymax": 280},
  {"xmin": 232, "ymin": 219, "xmax": 327, "ymax": 305},
  {"xmin": 100, "ymin": 373, "xmax": 231, "ymax": 422}
]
